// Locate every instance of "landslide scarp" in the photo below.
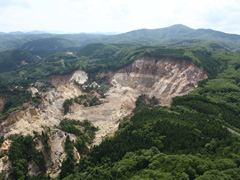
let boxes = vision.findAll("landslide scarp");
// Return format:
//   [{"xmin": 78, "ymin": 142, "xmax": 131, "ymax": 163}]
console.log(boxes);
[
  {"xmin": 66, "ymin": 56, "xmax": 208, "ymax": 144},
  {"xmin": 0, "ymin": 56, "xmax": 208, "ymax": 178},
  {"xmin": 112, "ymin": 56, "xmax": 208, "ymax": 106}
]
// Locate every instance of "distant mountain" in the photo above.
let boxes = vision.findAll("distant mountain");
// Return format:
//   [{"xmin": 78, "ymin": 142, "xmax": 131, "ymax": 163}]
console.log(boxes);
[
  {"xmin": 121, "ymin": 24, "xmax": 194, "ymax": 39},
  {"xmin": 194, "ymin": 28, "xmax": 240, "ymax": 41},
  {"xmin": 8, "ymin": 31, "xmax": 25, "ymax": 34},
  {"xmin": 1, "ymin": 24, "xmax": 240, "ymax": 53},
  {"xmin": 99, "ymin": 24, "xmax": 240, "ymax": 48},
  {"xmin": 19, "ymin": 37, "xmax": 80, "ymax": 57},
  {"xmin": 90, "ymin": 31, "xmax": 120, "ymax": 35},
  {"xmin": 24, "ymin": 30, "xmax": 48, "ymax": 34}
]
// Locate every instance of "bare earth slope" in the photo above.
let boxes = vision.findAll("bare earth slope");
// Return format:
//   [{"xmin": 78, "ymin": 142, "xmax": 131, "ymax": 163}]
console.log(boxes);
[
  {"xmin": 66, "ymin": 56, "xmax": 208, "ymax": 144},
  {"xmin": 0, "ymin": 56, "xmax": 208, "ymax": 177}
]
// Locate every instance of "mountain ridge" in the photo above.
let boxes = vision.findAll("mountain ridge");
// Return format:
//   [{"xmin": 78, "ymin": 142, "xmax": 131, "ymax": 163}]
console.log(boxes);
[{"xmin": 1, "ymin": 24, "xmax": 240, "ymax": 53}]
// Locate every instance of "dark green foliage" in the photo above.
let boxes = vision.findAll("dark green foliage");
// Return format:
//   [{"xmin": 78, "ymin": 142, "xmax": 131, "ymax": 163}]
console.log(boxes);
[
  {"xmin": 58, "ymin": 119, "xmax": 98, "ymax": 178},
  {"xmin": 62, "ymin": 48, "xmax": 240, "ymax": 179},
  {"xmin": 0, "ymin": 136, "xmax": 3, "ymax": 146},
  {"xmin": 134, "ymin": 94, "xmax": 158, "ymax": 113},
  {"xmin": 2, "ymin": 29, "xmax": 240, "ymax": 179},
  {"xmin": 58, "ymin": 118, "xmax": 98, "ymax": 157},
  {"xmin": 20, "ymin": 37, "xmax": 78, "ymax": 51},
  {"xmin": 58, "ymin": 119, "xmax": 98, "ymax": 145},
  {"xmin": 10, "ymin": 159, "xmax": 28, "ymax": 180},
  {"xmin": 1, "ymin": 43, "xmax": 233, "ymax": 117},
  {"xmin": 28, "ymin": 174, "xmax": 51, "ymax": 180},
  {"xmin": 32, "ymin": 93, "xmax": 42, "ymax": 105},
  {"xmin": 74, "ymin": 95, "xmax": 102, "ymax": 107},
  {"xmin": 77, "ymin": 43, "xmax": 119, "ymax": 59},
  {"xmin": 60, "ymin": 136, "xmax": 75, "ymax": 179},
  {"xmin": 88, "ymin": 107, "xmax": 233, "ymax": 164},
  {"xmin": 8, "ymin": 135, "xmax": 46, "ymax": 179},
  {"xmin": 85, "ymin": 75, "xmax": 112, "ymax": 96},
  {"xmin": 0, "ymin": 136, "xmax": 4, "ymax": 158},
  {"xmin": 20, "ymin": 37, "xmax": 79, "ymax": 57},
  {"xmin": 63, "ymin": 98, "xmax": 73, "ymax": 114},
  {"xmin": 1, "ymin": 88, "xmax": 31, "ymax": 114},
  {"xmin": 41, "ymin": 131, "xmax": 50, "ymax": 154},
  {"xmin": 0, "ymin": 87, "xmax": 43, "ymax": 119},
  {"xmin": 63, "ymin": 145, "xmax": 240, "ymax": 180},
  {"xmin": 0, "ymin": 50, "xmax": 38, "ymax": 73}
]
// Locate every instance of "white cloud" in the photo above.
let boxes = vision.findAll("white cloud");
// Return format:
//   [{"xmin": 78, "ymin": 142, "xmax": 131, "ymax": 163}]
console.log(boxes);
[{"xmin": 0, "ymin": 0, "xmax": 240, "ymax": 34}]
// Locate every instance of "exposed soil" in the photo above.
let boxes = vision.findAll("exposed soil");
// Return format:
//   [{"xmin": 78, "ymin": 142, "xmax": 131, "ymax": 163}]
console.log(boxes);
[
  {"xmin": 0, "ymin": 56, "xmax": 208, "ymax": 177},
  {"xmin": 48, "ymin": 72, "xmax": 75, "ymax": 87},
  {"xmin": 0, "ymin": 98, "xmax": 4, "ymax": 116}
]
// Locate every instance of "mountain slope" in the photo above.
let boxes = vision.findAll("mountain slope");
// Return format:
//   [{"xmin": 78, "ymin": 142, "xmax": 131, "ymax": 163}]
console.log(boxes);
[
  {"xmin": 1, "ymin": 24, "xmax": 240, "ymax": 53},
  {"xmin": 0, "ymin": 28, "xmax": 240, "ymax": 179},
  {"xmin": 0, "ymin": 50, "xmax": 38, "ymax": 73},
  {"xmin": 20, "ymin": 37, "xmax": 78, "ymax": 51},
  {"xmin": 98, "ymin": 24, "xmax": 240, "ymax": 49},
  {"xmin": 19, "ymin": 37, "xmax": 80, "ymax": 57}
]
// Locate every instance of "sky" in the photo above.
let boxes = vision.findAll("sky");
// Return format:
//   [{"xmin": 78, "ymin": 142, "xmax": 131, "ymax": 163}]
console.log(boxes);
[{"xmin": 0, "ymin": 0, "xmax": 240, "ymax": 34}]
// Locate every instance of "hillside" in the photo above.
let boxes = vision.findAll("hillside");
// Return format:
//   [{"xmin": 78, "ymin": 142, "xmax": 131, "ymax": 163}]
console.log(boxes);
[
  {"xmin": 1, "ymin": 24, "xmax": 240, "ymax": 53},
  {"xmin": 98, "ymin": 24, "xmax": 240, "ymax": 50},
  {"xmin": 0, "ymin": 26, "xmax": 240, "ymax": 179},
  {"xmin": 0, "ymin": 33, "xmax": 105, "ymax": 53},
  {"xmin": 0, "ymin": 50, "xmax": 39, "ymax": 73},
  {"xmin": 19, "ymin": 37, "xmax": 79, "ymax": 57}
]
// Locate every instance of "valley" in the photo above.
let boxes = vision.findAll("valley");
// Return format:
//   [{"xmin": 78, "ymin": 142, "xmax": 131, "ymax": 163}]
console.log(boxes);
[{"xmin": 0, "ymin": 25, "xmax": 240, "ymax": 180}]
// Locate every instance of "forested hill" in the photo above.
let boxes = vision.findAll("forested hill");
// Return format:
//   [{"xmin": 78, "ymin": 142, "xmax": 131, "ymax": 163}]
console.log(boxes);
[
  {"xmin": 19, "ymin": 37, "xmax": 80, "ymax": 57},
  {"xmin": 60, "ymin": 44, "xmax": 240, "ymax": 180},
  {"xmin": 0, "ymin": 25, "xmax": 240, "ymax": 180},
  {"xmin": 1, "ymin": 24, "xmax": 240, "ymax": 53},
  {"xmin": 61, "ymin": 44, "xmax": 240, "ymax": 179},
  {"xmin": 0, "ymin": 42, "xmax": 239, "ymax": 119}
]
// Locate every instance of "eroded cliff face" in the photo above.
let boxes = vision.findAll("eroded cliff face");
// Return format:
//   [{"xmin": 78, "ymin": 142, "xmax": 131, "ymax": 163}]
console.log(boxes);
[
  {"xmin": 0, "ymin": 57, "xmax": 208, "ymax": 178},
  {"xmin": 66, "ymin": 57, "xmax": 207, "ymax": 144},
  {"xmin": 112, "ymin": 57, "xmax": 208, "ymax": 106}
]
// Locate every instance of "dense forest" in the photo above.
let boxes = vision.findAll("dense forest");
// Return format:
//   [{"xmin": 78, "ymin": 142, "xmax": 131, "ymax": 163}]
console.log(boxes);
[{"xmin": 0, "ymin": 25, "xmax": 240, "ymax": 179}]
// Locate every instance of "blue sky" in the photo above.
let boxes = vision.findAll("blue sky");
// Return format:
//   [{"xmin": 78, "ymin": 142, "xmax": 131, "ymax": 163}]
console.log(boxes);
[{"xmin": 0, "ymin": 0, "xmax": 240, "ymax": 34}]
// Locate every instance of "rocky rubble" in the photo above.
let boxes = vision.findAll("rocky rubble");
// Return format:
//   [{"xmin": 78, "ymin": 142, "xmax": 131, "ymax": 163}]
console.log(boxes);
[{"xmin": 0, "ymin": 57, "xmax": 208, "ymax": 177}]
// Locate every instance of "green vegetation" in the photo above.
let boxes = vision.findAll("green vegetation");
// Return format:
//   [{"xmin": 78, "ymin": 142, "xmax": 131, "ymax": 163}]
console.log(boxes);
[
  {"xmin": 8, "ymin": 135, "xmax": 46, "ymax": 180},
  {"xmin": 63, "ymin": 94, "xmax": 102, "ymax": 114},
  {"xmin": 133, "ymin": 94, "xmax": 158, "ymax": 113},
  {"xmin": 74, "ymin": 95, "xmax": 102, "ymax": 107},
  {"xmin": 0, "ymin": 88, "xmax": 43, "ymax": 120},
  {"xmin": 60, "ymin": 135, "xmax": 75, "ymax": 179},
  {"xmin": 58, "ymin": 119, "xmax": 98, "ymax": 178},
  {"xmin": 0, "ymin": 50, "xmax": 38, "ymax": 73},
  {"xmin": 0, "ymin": 42, "xmax": 233, "ymax": 117},
  {"xmin": 84, "ymin": 75, "xmax": 112, "ymax": 97},
  {"xmin": 1, "ymin": 26, "xmax": 240, "ymax": 179},
  {"xmin": 41, "ymin": 131, "xmax": 51, "ymax": 154},
  {"xmin": 58, "ymin": 119, "xmax": 98, "ymax": 147},
  {"xmin": 20, "ymin": 37, "xmax": 79, "ymax": 57},
  {"xmin": 61, "ymin": 41, "xmax": 240, "ymax": 179},
  {"xmin": 0, "ymin": 136, "xmax": 3, "ymax": 146},
  {"xmin": 0, "ymin": 136, "xmax": 4, "ymax": 158},
  {"xmin": 63, "ymin": 98, "xmax": 74, "ymax": 114},
  {"xmin": 0, "ymin": 88, "xmax": 32, "ymax": 120},
  {"xmin": 62, "ymin": 103, "xmax": 240, "ymax": 179}
]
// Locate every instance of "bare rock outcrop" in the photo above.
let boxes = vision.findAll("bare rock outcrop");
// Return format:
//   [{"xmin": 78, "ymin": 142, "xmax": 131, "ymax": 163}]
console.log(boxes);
[
  {"xmin": 0, "ymin": 140, "xmax": 12, "ymax": 178},
  {"xmin": 112, "ymin": 56, "xmax": 208, "ymax": 106},
  {"xmin": 0, "ymin": 56, "xmax": 208, "ymax": 177},
  {"xmin": 0, "ymin": 108, "xmax": 41, "ymax": 137},
  {"xmin": 66, "ymin": 57, "xmax": 208, "ymax": 144}
]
